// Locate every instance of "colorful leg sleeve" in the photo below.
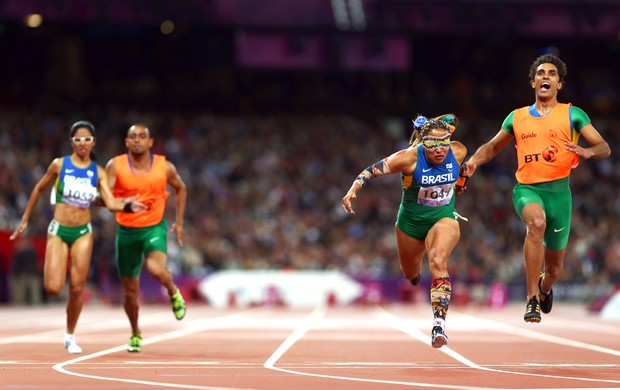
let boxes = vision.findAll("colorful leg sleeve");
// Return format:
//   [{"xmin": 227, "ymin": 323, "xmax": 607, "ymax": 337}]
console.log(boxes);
[{"xmin": 430, "ymin": 277, "xmax": 452, "ymax": 320}]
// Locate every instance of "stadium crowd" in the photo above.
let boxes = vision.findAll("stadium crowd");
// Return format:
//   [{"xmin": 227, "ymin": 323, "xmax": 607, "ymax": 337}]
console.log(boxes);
[{"xmin": 1, "ymin": 38, "xmax": 619, "ymax": 305}]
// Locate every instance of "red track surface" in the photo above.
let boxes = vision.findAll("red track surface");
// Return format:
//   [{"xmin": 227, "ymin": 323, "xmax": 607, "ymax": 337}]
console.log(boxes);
[{"xmin": 0, "ymin": 302, "xmax": 619, "ymax": 389}]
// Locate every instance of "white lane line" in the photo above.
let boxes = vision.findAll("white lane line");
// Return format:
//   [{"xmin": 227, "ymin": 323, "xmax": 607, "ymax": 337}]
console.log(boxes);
[
  {"xmin": 52, "ymin": 311, "xmax": 263, "ymax": 390},
  {"xmin": 457, "ymin": 312, "xmax": 620, "ymax": 357},
  {"xmin": 263, "ymin": 305, "xmax": 498, "ymax": 390},
  {"xmin": 375, "ymin": 307, "xmax": 620, "ymax": 387},
  {"xmin": 263, "ymin": 304, "xmax": 327, "ymax": 368}
]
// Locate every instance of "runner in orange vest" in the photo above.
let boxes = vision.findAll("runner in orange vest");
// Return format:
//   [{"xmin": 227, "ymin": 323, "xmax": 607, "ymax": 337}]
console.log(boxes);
[
  {"xmin": 461, "ymin": 53, "xmax": 611, "ymax": 323},
  {"xmin": 106, "ymin": 123, "xmax": 188, "ymax": 353}
]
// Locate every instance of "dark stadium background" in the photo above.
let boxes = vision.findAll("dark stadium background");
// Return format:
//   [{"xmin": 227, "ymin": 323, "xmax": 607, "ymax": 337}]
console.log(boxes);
[{"xmin": 0, "ymin": 0, "xmax": 618, "ymax": 307}]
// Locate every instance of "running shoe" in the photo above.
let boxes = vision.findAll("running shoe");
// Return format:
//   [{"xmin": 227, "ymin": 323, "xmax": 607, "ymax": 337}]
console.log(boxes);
[
  {"xmin": 538, "ymin": 273, "xmax": 553, "ymax": 314},
  {"xmin": 410, "ymin": 273, "xmax": 421, "ymax": 286},
  {"xmin": 431, "ymin": 319, "xmax": 448, "ymax": 348},
  {"xmin": 171, "ymin": 289, "xmax": 186, "ymax": 320},
  {"xmin": 64, "ymin": 334, "xmax": 82, "ymax": 354},
  {"xmin": 523, "ymin": 296, "xmax": 541, "ymax": 323},
  {"xmin": 127, "ymin": 334, "xmax": 142, "ymax": 353}
]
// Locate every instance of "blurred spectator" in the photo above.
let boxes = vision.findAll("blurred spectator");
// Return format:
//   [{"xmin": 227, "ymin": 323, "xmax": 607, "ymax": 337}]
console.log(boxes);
[{"xmin": 9, "ymin": 236, "xmax": 42, "ymax": 305}]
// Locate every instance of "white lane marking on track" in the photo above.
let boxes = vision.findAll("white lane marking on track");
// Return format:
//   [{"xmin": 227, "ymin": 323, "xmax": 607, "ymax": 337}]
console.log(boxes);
[
  {"xmin": 263, "ymin": 304, "xmax": 327, "ymax": 368},
  {"xmin": 263, "ymin": 305, "xmax": 499, "ymax": 390},
  {"xmin": 374, "ymin": 307, "xmax": 620, "ymax": 387},
  {"xmin": 456, "ymin": 312, "xmax": 620, "ymax": 357},
  {"xmin": 52, "ymin": 311, "xmax": 266, "ymax": 390}
]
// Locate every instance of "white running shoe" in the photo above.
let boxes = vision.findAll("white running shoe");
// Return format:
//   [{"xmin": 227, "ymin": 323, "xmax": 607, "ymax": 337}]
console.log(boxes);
[
  {"xmin": 431, "ymin": 319, "xmax": 448, "ymax": 349},
  {"xmin": 64, "ymin": 334, "xmax": 83, "ymax": 354}
]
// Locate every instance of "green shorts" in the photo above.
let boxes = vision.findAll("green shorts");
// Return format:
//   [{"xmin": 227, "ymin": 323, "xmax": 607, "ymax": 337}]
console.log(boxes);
[
  {"xmin": 512, "ymin": 177, "xmax": 571, "ymax": 251},
  {"xmin": 396, "ymin": 206, "xmax": 458, "ymax": 241},
  {"xmin": 115, "ymin": 219, "xmax": 168, "ymax": 278},
  {"xmin": 47, "ymin": 220, "xmax": 92, "ymax": 246}
]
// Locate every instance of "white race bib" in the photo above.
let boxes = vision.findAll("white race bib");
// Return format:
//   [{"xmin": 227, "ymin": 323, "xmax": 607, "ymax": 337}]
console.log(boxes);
[{"xmin": 417, "ymin": 184, "xmax": 454, "ymax": 207}]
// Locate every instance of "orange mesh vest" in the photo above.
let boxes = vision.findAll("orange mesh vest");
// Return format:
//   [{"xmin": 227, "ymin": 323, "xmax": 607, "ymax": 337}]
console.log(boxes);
[
  {"xmin": 513, "ymin": 103, "xmax": 580, "ymax": 184},
  {"xmin": 113, "ymin": 154, "xmax": 169, "ymax": 227}
]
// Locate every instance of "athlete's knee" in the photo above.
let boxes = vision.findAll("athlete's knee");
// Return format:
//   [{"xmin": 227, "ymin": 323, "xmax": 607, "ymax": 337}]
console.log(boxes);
[
  {"xmin": 123, "ymin": 288, "xmax": 140, "ymax": 304},
  {"xmin": 545, "ymin": 263, "xmax": 563, "ymax": 281},
  {"xmin": 122, "ymin": 278, "xmax": 140, "ymax": 300},
  {"xmin": 525, "ymin": 217, "xmax": 546, "ymax": 240},
  {"xmin": 43, "ymin": 279, "xmax": 65, "ymax": 297},
  {"xmin": 428, "ymin": 255, "xmax": 448, "ymax": 275},
  {"xmin": 68, "ymin": 282, "xmax": 84, "ymax": 298},
  {"xmin": 44, "ymin": 281, "xmax": 63, "ymax": 297},
  {"xmin": 147, "ymin": 261, "xmax": 171, "ymax": 281}
]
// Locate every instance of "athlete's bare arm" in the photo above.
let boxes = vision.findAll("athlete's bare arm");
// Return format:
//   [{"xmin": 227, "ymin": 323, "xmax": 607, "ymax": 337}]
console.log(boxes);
[
  {"xmin": 165, "ymin": 161, "xmax": 187, "ymax": 246},
  {"xmin": 462, "ymin": 129, "xmax": 513, "ymax": 177},
  {"xmin": 342, "ymin": 147, "xmax": 417, "ymax": 214},
  {"xmin": 566, "ymin": 123, "xmax": 611, "ymax": 159},
  {"xmin": 105, "ymin": 158, "xmax": 118, "ymax": 191},
  {"xmin": 10, "ymin": 158, "xmax": 61, "ymax": 239}
]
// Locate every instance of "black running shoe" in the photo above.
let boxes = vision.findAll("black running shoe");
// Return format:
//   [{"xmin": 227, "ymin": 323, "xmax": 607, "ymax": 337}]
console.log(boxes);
[
  {"xmin": 410, "ymin": 273, "xmax": 421, "ymax": 286},
  {"xmin": 524, "ymin": 296, "xmax": 541, "ymax": 323},
  {"xmin": 538, "ymin": 274, "xmax": 553, "ymax": 314}
]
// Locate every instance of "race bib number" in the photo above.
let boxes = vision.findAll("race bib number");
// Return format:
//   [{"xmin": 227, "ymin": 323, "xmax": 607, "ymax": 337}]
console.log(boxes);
[
  {"xmin": 64, "ymin": 183, "xmax": 97, "ymax": 203},
  {"xmin": 48, "ymin": 219, "xmax": 59, "ymax": 235},
  {"xmin": 417, "ymin": 184, "xmax": 454, "ymax": 207},
  {"xmin": 61, "ymin": 177, "xmax": 98, "ymax": 207}
]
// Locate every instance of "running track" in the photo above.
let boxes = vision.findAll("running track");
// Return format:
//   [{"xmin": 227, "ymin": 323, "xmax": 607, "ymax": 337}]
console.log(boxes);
[{"xmin": 0, "ymin": 302, "xmax": 619, "ymax": 389}]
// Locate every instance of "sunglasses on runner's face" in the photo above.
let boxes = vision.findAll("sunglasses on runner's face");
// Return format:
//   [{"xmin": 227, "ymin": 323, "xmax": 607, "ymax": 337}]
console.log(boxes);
[
  {"xmin": 422, "ymin": 135, "xmax": 450, "ymax": 149},
  {"xmin": 71, "ymin": 136, "xmax": 94, "ymax": 143}
]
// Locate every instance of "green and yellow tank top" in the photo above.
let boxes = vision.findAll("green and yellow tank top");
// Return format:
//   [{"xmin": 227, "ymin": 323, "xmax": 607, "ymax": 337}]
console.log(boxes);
[{"xmin": 52, "ymin": 156, "xmax": 99, "ymax": 209}]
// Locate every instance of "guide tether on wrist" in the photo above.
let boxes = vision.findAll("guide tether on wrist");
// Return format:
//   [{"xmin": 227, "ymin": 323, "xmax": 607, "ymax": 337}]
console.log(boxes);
[
  {"xmin": 123, "ymin": 202, "xmax": 134, "ymax": 213},
  {"xmin": 455, "ymin": 164, "xmax": 469, "ymax": 189}
]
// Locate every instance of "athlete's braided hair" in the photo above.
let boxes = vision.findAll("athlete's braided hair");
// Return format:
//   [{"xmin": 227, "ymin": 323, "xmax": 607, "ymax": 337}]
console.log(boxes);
[{"xmin": 409, "ymin": 114, "xmax": 457, "ymax": 146}]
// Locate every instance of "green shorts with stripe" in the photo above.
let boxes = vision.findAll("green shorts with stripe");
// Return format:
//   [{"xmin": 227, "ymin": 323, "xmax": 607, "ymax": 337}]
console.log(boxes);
[
  {"xmin": 512, "ymin": 177, "xmax": 571, "ymax": 251},
  {"xmin": 115, "ymin": 219, "xmax": 168, "ymax": 278},
  {"xmin": 47, "ymin": 220, "xmax": 92, "ymax": 246}
]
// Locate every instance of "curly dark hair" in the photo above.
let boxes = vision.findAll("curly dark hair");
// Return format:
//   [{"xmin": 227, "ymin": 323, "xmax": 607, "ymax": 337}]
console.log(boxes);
[{"xmin": 528, "ymin": 54, "xmax": 567, "ymax": 83}]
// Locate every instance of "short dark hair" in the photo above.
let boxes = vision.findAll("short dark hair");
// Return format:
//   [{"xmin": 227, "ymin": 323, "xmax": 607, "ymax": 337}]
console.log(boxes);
[
  {"xmin": 70, "ymin": 120, "xmax": 96, "ymax": 137},
  {"xmin": 528, "ymin": 54, "xmax": 567, "ymax": 83},
  {"xmin": 127, "ymin": 123, "xmax": 152, "ymax": 138}
]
